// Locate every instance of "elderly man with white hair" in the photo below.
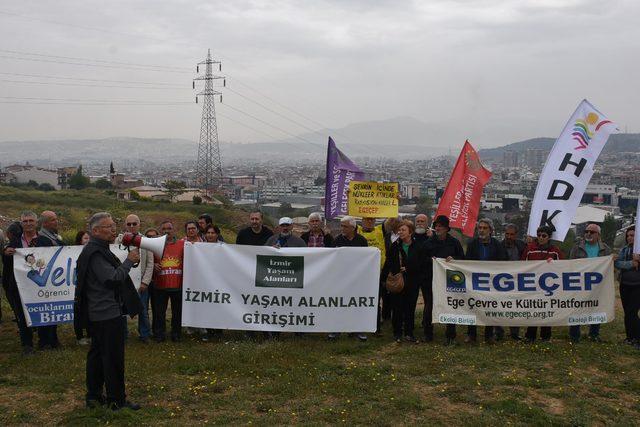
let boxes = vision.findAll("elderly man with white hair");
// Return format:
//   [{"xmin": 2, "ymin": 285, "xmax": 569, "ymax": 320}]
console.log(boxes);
[
  {"xmin": 329, "ymin": 216, "xmax": 369, "ymax": 342},
  {"xmin": 568, "ymin": 222, "xmax": 612, "ymax": 342},
  {"xmin": 301, "ymin": 213, "xmax": 334, "ymax": 247},
  {"xmin": 333, "ymin": 216, "xmax": 368, "ymax": 248}
]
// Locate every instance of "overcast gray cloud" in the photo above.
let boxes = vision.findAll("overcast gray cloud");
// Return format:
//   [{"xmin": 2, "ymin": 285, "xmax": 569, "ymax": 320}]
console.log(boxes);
[{"xmin": 0, "ymin": 0, "xmax": 637, "ymax": 148}]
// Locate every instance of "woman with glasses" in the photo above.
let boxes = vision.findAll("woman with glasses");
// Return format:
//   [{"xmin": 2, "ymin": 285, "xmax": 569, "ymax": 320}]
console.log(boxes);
[
  {"xmin": 521, "ymin": 225, "xmax": 564, "ymax": 343},
  {"xmin": 568, "ymin": 224, "xmax": 612, "ymax": 342},
  {"xmin": 183, "ymin": 221, "xmax": 203, "ymax": 243}
]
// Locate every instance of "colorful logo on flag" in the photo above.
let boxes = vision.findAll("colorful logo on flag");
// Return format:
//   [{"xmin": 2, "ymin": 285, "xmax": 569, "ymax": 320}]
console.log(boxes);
[{"xmin": 572, "ymin": 112, "xmax": 612, "ymax": 150}]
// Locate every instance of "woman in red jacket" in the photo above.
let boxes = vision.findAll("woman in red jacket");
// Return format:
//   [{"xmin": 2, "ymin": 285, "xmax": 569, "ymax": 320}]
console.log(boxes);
[{"xmin": 521, "ymin": 225, "xmax": 564, "ymax": 343}]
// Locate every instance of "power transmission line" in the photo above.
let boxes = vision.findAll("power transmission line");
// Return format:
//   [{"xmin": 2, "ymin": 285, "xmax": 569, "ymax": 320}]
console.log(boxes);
[
  {"xmin": 0, "ymin": 48, "xmax": 191, "ymax": 71},
  {"xmin": 0, "ymin": 101, "xmax": 190, "ymax": 106},
  {"xmin": 0, "ymin": 95, "xmax": 191, "ymax": 104},
  {"xmin": 0, "ymin": 78, "xmax": 185, "ymax": 90},
  {"xmin": 222, "ymin": 102, "xmax": 323, "ymax": 148},
  {"xmin": 225, "ymin": 86, "xmax": 325, "ymax": 137},
  {"xmin": 217, "ymin": 111, "xmax": 284, "ymax": 142},
  {"xmin": 0, "ymin": 71, "xmax": 184, "ymax": 86},
  {"xmin": 0, "ymin": 54, "xmax": 191, "ymax": 73}
]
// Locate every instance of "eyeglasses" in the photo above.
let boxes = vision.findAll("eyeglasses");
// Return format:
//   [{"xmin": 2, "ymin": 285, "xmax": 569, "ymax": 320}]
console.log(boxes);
[
  {"xmin": 99, "ymin": 224, "xmax": 117, "ymax": 230},
  {"xmin": 126, "ymin": 222, "xmax": 138, "ymax": 226},
  {"xmin": 585, "ymin": 230, "xmax": 598, "ymax": 235},
  {"xmin": 537, "ymin": 233, "xmax": 549, "ymax": 238}
]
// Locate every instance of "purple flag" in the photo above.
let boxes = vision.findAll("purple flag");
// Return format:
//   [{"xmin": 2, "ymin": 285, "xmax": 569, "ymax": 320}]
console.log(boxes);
[{"xmin": 324, "ymin": 137, "xmax": 364, "ymax": 219}]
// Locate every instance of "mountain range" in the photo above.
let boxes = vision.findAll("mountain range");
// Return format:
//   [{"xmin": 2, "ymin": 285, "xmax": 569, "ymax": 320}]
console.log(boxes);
[
  {"xmin": 0, "ymin": 116, "xmax": 638, "ymax": 165},
  {"xmin": 477, "ymin": 133, "xmax": 640, "ymax": 161}
]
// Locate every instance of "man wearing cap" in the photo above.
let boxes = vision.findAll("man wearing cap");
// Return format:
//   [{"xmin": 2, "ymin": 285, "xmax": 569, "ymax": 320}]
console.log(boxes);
[
  {"xmin": 265, "ymin": 217, "xmax": 306, "ymax": 248},
  {"xmin": 427, "ymin": 215, "xmax": 465, "ymax": 345}
]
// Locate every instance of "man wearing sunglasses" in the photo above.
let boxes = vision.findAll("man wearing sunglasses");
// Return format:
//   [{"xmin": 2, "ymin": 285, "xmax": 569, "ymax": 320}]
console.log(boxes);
[
  {"xmin": 521, "ymin": 225, "xmax": 564, "ymax": 343},
  {"xmin": 119, "ymin": 214, "xmax": 155, "ymax": 343},
  {"xmin": 568, "ymin": 223, "xmax": 611, "ymax": 342}
]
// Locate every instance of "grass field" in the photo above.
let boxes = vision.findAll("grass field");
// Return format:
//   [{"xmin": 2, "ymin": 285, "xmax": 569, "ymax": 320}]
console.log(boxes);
[{"xmin": 1, "ymin": 296, "xmax": 639, "ymax": 426}]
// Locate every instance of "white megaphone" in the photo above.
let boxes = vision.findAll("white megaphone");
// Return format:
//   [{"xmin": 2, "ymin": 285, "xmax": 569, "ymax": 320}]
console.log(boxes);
[{"xmin": 121, "ymin": 232, "xmax": 166, "ymax": 259}]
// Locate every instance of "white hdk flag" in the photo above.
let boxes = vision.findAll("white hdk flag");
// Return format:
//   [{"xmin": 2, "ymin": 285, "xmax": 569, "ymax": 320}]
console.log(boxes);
[{"xmin": 528, "ymin": 99, "xmax": 617, "ymax": 240}]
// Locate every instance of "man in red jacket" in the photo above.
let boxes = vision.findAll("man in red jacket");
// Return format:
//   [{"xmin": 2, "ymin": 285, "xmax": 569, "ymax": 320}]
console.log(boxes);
[
  {"xmin": 152, "ymin": 220, "xmax": 185, "ymax": 342},
  {"xmin": 521, "ymin": 225, "xmax": 564, "ymax": 343}
]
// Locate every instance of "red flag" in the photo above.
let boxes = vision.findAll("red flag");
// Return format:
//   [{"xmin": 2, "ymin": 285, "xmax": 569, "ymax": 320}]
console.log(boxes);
[{"xmin": 435, "ymin": 140, "xmax": 492, "ymax": 237}]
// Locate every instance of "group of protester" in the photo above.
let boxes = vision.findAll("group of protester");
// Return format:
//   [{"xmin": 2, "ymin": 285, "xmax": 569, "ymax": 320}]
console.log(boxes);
[{"xmin": 1, "ymin": 208, "xmax": 640, "ymax": 409}]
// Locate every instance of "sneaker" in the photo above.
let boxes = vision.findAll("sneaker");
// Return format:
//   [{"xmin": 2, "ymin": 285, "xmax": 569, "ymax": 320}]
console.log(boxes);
[
  {"xmin": 394, "ymin": 335, "xmax": 402, "ymax": 343},
  {"xmin": 327, "ymin": 333, "xmax": 338, "ymax": 341},
  {"xmin": 510, "ymin": 335, "xmax": 522, "ymax": 341},
  {"xmin": 622, "ymin": 338, "xmax": 635, "ymax": 345},
  {"xmin": 201, "ymin": 334, "xmax": 210, "ymax": 342},
  {"xmin": 464, "ymin": 335, "xmax": 476, "ymax": 344},
  {"xmin": 444, "ymin": 338, "xmax": 456, "ymax": 346},
  {"xmin": 423, "ymin": 335, "xmax": 434, "ymax": 343},
  {"xmin": 356, "ymin": 334, "xmax": 368, "ymax": 342},
  {"xmin": 109, "ymin": 401, "xmax": 141, "ymax": 411},
  {"xmin": 77, "ymin": 338, "xmax": 91, "ymax": 346},
  {"xmin": 185, "ymin": 328, "xmax": 195, "ymax": 335},
  {"xmin": 404, "ymin": 335, "xmax": 417, "ymax": 343},
  {"xmin": 589, "ymin": 335, "xmax": 602, "ymax": 343}
]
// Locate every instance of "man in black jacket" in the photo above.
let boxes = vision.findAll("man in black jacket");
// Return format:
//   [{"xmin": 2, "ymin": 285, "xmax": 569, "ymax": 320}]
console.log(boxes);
[
  {"xmin": 501, "ymin": 223, "xmax": 526, "ymax": 340},
  {"xmin": 33, "ymin": 210, "xmax": 64, "ymax": 349},
  {"xmin": 2, "ymin": 212, "xmax": 40, "ymax": 354},
  {"xmin": 236, "ymin": 211, "xmax": 273, "ymax": 246},
  {"xmin": 464, "ymin": 218, "xmax": 507, "ymax": 344},
  {"xmin": 427, "ymin": 215, "xmax": 465, "ymax": 345},
  {"xmin": 329, "ymin": 216, "xmax": 368, "ymax": 341},
  {"xmin": 75, "ymin": 212, "xmax": 142, "ymax": 410}
]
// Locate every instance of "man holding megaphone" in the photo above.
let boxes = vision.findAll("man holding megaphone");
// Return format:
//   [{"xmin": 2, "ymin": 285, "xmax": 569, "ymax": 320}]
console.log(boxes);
[{"xmin": 75, "ymin": 212, "xmax": 143, "ymax": 410}]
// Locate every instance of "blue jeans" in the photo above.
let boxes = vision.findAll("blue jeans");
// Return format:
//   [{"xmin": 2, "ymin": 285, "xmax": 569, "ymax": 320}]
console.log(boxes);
[
  {"xmin": 569, "ymin": 324, "xmax": 600, "ymax": 341},
  {"xmin": 138, "ymin": 289, "xmax": 151, "ymax": 339}
]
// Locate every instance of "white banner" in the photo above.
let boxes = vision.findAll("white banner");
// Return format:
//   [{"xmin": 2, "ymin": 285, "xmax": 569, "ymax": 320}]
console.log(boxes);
[
  {"xmin": 432, "ymin": 257, "xmax": 615, "ymax": 326},
  {"xmin": 182, "ymin": 244, "xmax": 380, "ymax": 332},
  {"xmin": 528, "ymin": 99, "xmax": 617, "ymax": 240},
  {"xmin": 14, "ymin": 245, "xmax": 142, "ymax": 327}
]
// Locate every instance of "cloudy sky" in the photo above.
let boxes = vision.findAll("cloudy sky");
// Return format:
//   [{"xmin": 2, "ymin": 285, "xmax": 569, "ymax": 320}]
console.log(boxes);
[{"xmin": 0, "ymin": 0, "xmax": 638, "ymax": 148}]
